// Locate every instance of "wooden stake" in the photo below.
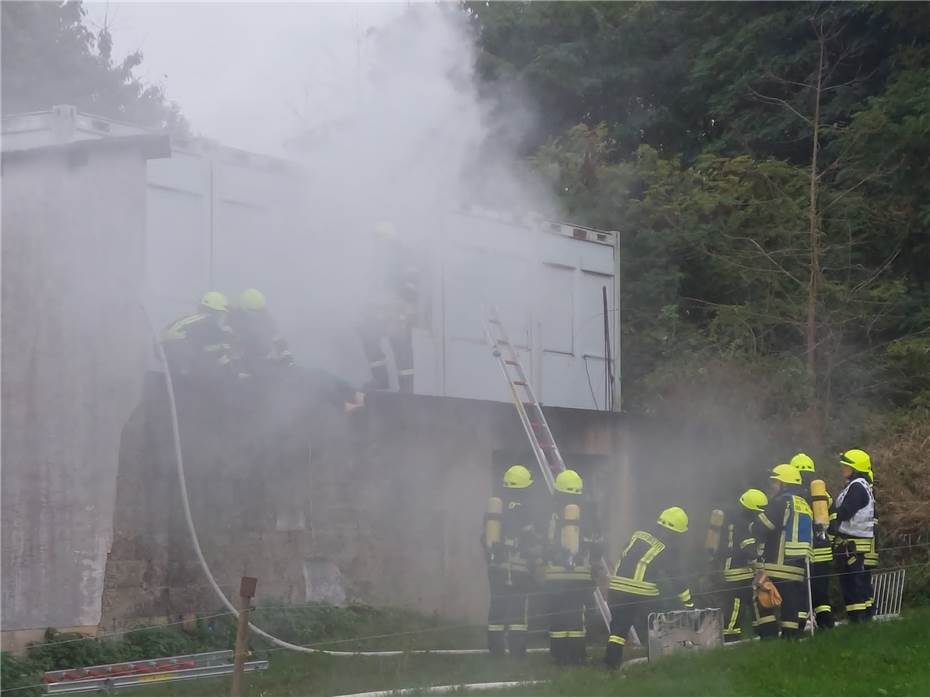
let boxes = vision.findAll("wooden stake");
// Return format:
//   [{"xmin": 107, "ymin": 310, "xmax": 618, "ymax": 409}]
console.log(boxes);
[{"xmin": 231, "ymin": 576, "xmax": 257, "ymax": 697}]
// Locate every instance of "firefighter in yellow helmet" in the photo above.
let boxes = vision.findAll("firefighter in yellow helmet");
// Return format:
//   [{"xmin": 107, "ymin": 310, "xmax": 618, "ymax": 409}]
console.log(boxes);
[
  {"xmin": 357, "ymin": 221, "xmax": 420, "ymax": 393},
  {"xmin": 830, "ymin": 449, "xmax": 876, "ymax": 623},
  {"xmin": 160, "ymin": 291, "xmax": 236, "ymax": 382},
  {"xmin": 543, "ymin": 469, "xmax": 600, "ymax": 665},
  {"xmin": 483, "ymin": 465, "xmax": 541, "ymax": 657},
  {"xmin": 718, "ymin": 489, "xmax": 767, "ymax": 643},
  {"xmin": 227, "ymin": 288, "xmax": 295, "ymax": 378},
  {"xmin": 754, "ymin": 464, "xmax": 813, "ymax": 639},
  {"xmin": 790, "ymin": 452, "xmax": 835, "ymax": 629},
  {"xmin": 605, "ymin": 506, "xmax": 693, "ymax": 668}
]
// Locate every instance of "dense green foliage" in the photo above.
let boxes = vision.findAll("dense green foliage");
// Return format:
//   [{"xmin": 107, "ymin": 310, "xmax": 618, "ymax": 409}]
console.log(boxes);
[
  {"xmin": 472, "ymin": 1, "xmax": 930, "ymax": 545},
  {"xmin": 1, "ymin": 1, "xmax": 185, "ymax": 131}
]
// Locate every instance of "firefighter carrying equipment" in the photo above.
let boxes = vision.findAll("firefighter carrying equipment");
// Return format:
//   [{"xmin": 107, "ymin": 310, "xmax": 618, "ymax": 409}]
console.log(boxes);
[
  {"xmin": 200, "ymin": 291, "xmax": 229, "ymax": 313},
  {"xmin": 657, "ymin": 506, "xmax": 689, "ymax": 533},
  {"xmin": 239, "ymin": 288, "xmax": 267, "ymax": 312},
  {"xmin": 544, "ymin": 490, "xmax": 596, "ymax": 665},
  {"xmin": 739, "ymin": 489, "xmax": 768, "ymax": 512},
  {"xmin": 770, "ymin": 464, "xmax": 802, "ymax": 485},
  {"xmin": 554, "ymin": 469, "xmax": 583, "ymax": 495},
  {"xmin": 753, "ymin": 572, "xmax": 782, "ymax": 609},
  {"xmin": 841, "ymin": 449, "xmax": 872, "ymax": 474},
  {"xmin": 790, "ymin": 452, "xmax": 815, "ymax": 473},
  {"xmin": 484, "ymin": 485, "xmax": 540, "ymax": 657},
  {"xmin": 721, "ymin": 505, "xmax": 759, "ymax": 642},
  {"xmin": 503, "ymin": 465, "xmax": 533, "ymax": 489},
  {"xmin": 605, "ymin": 524, "xmax": 693, "ymax": 667},
  {"xmin": 705, "ymin": 509, "xmax": 725, "ymax": 556}
]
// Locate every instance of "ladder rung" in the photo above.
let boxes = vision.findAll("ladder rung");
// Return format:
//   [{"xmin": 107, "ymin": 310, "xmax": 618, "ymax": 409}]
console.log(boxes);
[
  {"xmin": 513, "ymin": 380, "xmax": 527, "ymax": 386},
  {"xmin": 529, "ymin": 420, "xmax": 544, "ymax": 428},
  {"xmin": 540, "ymin": 443, "xmax": 556, "ymax": 449},
  {"xmin": 504, "ymin": 360, "xmax": 519, "ymax": 366}
]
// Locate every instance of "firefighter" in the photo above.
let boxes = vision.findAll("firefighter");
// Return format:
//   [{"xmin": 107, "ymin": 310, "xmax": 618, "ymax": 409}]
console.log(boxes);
[
  {"xmin": 230, "ymin": 288, "xmax": 364, "ymax": 411},
  {"xmin": 829, "ymin": 449, "xmax": 876, "ymax": 623},
  {"xmin": 755, "ymin": 464, "xmax": 813, "ymax": 639},
  {"xmin": 720, "ymin": 489, "xmax": 767, "ymax": 643},
  {"xmin": 228, "ymin": 288, "xmax": 294, "ymax": 378},
  {"xmin": 604, "ymin": 507, "xmax": 693, "ymax": 668},
  {"xmin": 358, "ymin": 221, "xmax": 419, "ymax": 393},
  {"xmin": 543, "ymin": 469, "xmax": 600, "ymax": 665},
  {"xmin": 791, "ymin": 452, "xmax": 835, "ymax": 629},
  {"xmin": 483, "ymin": 465, "xmax": 541, "ymax": 658},
  {"xmin": 160, "ymin": 291, "xmax": 236, "ymax": 383}
]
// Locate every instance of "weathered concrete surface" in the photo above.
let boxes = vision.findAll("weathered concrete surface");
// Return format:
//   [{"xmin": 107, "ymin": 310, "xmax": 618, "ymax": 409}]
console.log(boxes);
[
  {"xmin": 99, "ymin": 385, "xmax": 629, "ymax": 629},
  {"xmin": 1, "ymin": 137, "xmax": 168, "ymax": 646}
]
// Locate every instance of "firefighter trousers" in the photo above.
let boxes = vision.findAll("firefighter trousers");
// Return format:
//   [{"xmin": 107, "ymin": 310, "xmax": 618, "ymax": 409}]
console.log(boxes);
[
  {"xmin": 836, "ymin": 544, "xmax": 872, "ymax": 623},
  {"xmin": 809, "ymin": 559, "xmax": 835, "ymax": 629},
  {"xmin": 604, "ymin": 590, "xmax": 651, "ymax": 668},
  {"xmin": 545, "ymin": 578, "xmax": 590, "ymax": 665},
  {"xmin": 722, "ymin": 579, "xmax": 754, "ymax": 643},
  {"xmin": 487, "ymin": 566, "xmax": 533, "ymax": 657}
]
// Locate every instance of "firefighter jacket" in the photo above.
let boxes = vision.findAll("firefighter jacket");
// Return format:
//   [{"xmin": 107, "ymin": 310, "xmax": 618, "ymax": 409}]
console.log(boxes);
[
  {"xmin": 834, "ymin": 475, "xmax": 875, "ymax": 551},
  {"xmin": 543, "ymin": 494, "xmax": 602, "ymax": 582},
  {"xmin": 485, "ymin": 491, "xmax": 540, "ymax": 575},
  {"xmin": 757, "ymin": 488, "xmax": 813, "ymax": 581},
  {"xmin": 721, "ymin": 508, "xmax": 758, "ymax": 582},
  {"xmin": 160, "ymin": 312, "xmax": 234, "ymax": 378},
  {"xmin": 228, "ymin": 308, "xmax": 293, "ymax": 372},
  {"xmin": 609, "ymin": 528, "xmax": 693, "ymax": 607}
]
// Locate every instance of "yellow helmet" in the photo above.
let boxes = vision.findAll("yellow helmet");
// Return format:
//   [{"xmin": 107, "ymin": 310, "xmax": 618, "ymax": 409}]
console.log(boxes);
[
  {"xmin": 373, "ymin": 221, "xmax": 396, "ymax": 240},
  {"xmin": 240, "ymin": 288, "xmax": 267, "ymax": 312},
  {"xmin": 739, "ymin": 488, "xmax": 768, "ymax": 512},
  {"xmin": 840, "ymin": 449, "xmax": 872, "ymax": 474},
  {"xmin": 503, "ymin": 465, "xmax": 533, "ymax": 489},
  {"xmin": 200, "ymin": 291, "xmax": 228, "ymax": 312},
  {"xmin": 770, "ymin": 464, "xmax": 801, "ymax": 485},
  {"xmin": 790, "ymin": 452, "xmax": 815, "ymax": 473},
  {"xmin": 657, "ymin": 506, "xmax": 689, "ymax": 533},
  {"xmin": 554, "ymin": 469, "xmax": 583, "ymax": 495}
]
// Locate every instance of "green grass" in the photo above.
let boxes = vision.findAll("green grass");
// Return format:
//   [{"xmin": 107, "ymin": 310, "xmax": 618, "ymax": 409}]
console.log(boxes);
[
  {"xmin": 496, "ymin": 608, "xmax": 930, "ymax": 697},
  {"xmin": 6, "ymin": 607, "xmax": 927, "ymax": 696}
]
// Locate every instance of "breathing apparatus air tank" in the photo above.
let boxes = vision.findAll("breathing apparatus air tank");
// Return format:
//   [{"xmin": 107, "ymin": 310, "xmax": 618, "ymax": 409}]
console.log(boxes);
[
  {"xmin": 705, "ymin": 509, "xmax": 725, "ymax": 556},
  {"xmin": 485, "ymin": 497, "xmax": 502, "ymax": 549},
  {"xmin": 810, "ymin": 479, "xmax": 830, "ymax": 526},
  {"xmin": 561, "ymin": 504, "xmax": 581, "ymax": 555}
]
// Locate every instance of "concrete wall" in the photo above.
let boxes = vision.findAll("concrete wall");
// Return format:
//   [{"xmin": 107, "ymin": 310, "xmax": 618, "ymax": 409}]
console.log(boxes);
[
  {"xmin": 99, "ymin": 387, "xmax": 631, "ymax": 630},
  {"xmin": 1, "ymin": 137, "xmax": 167, "ymax": 649}
]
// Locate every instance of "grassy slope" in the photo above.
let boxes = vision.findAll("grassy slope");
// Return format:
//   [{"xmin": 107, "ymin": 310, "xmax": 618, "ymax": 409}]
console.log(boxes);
[{"xmin": 127, "ymin": 608, "xmax": 929, "ymax": 697}]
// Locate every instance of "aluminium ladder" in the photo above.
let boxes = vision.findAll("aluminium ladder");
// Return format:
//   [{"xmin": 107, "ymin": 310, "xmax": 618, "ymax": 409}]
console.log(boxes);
[{"xmin": 480, "ymin": 304, "xmax": 613, "ymax": 627}]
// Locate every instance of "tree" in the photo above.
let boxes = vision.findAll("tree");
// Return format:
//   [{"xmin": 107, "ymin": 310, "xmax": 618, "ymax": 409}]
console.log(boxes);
[{"xmin": 2, "ymin": 1, "xmax": 186, "ymax": 132}]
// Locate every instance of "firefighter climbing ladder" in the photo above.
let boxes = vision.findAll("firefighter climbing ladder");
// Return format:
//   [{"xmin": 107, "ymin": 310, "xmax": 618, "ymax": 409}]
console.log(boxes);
[{"xmin": 480, "ymin": 304, "xmax": 613, "ymax": 628}]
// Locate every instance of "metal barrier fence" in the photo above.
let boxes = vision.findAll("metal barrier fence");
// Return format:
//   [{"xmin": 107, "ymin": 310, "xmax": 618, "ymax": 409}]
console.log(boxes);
[{"xmin": 872, "ymin": 568, "xmax": 906, "ymax": 620}]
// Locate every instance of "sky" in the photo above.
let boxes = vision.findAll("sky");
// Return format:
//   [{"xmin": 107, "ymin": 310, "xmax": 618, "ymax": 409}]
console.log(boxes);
[{"xmin": 84, "ymin": 2, "xmax": 405, "ymax": 155}]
